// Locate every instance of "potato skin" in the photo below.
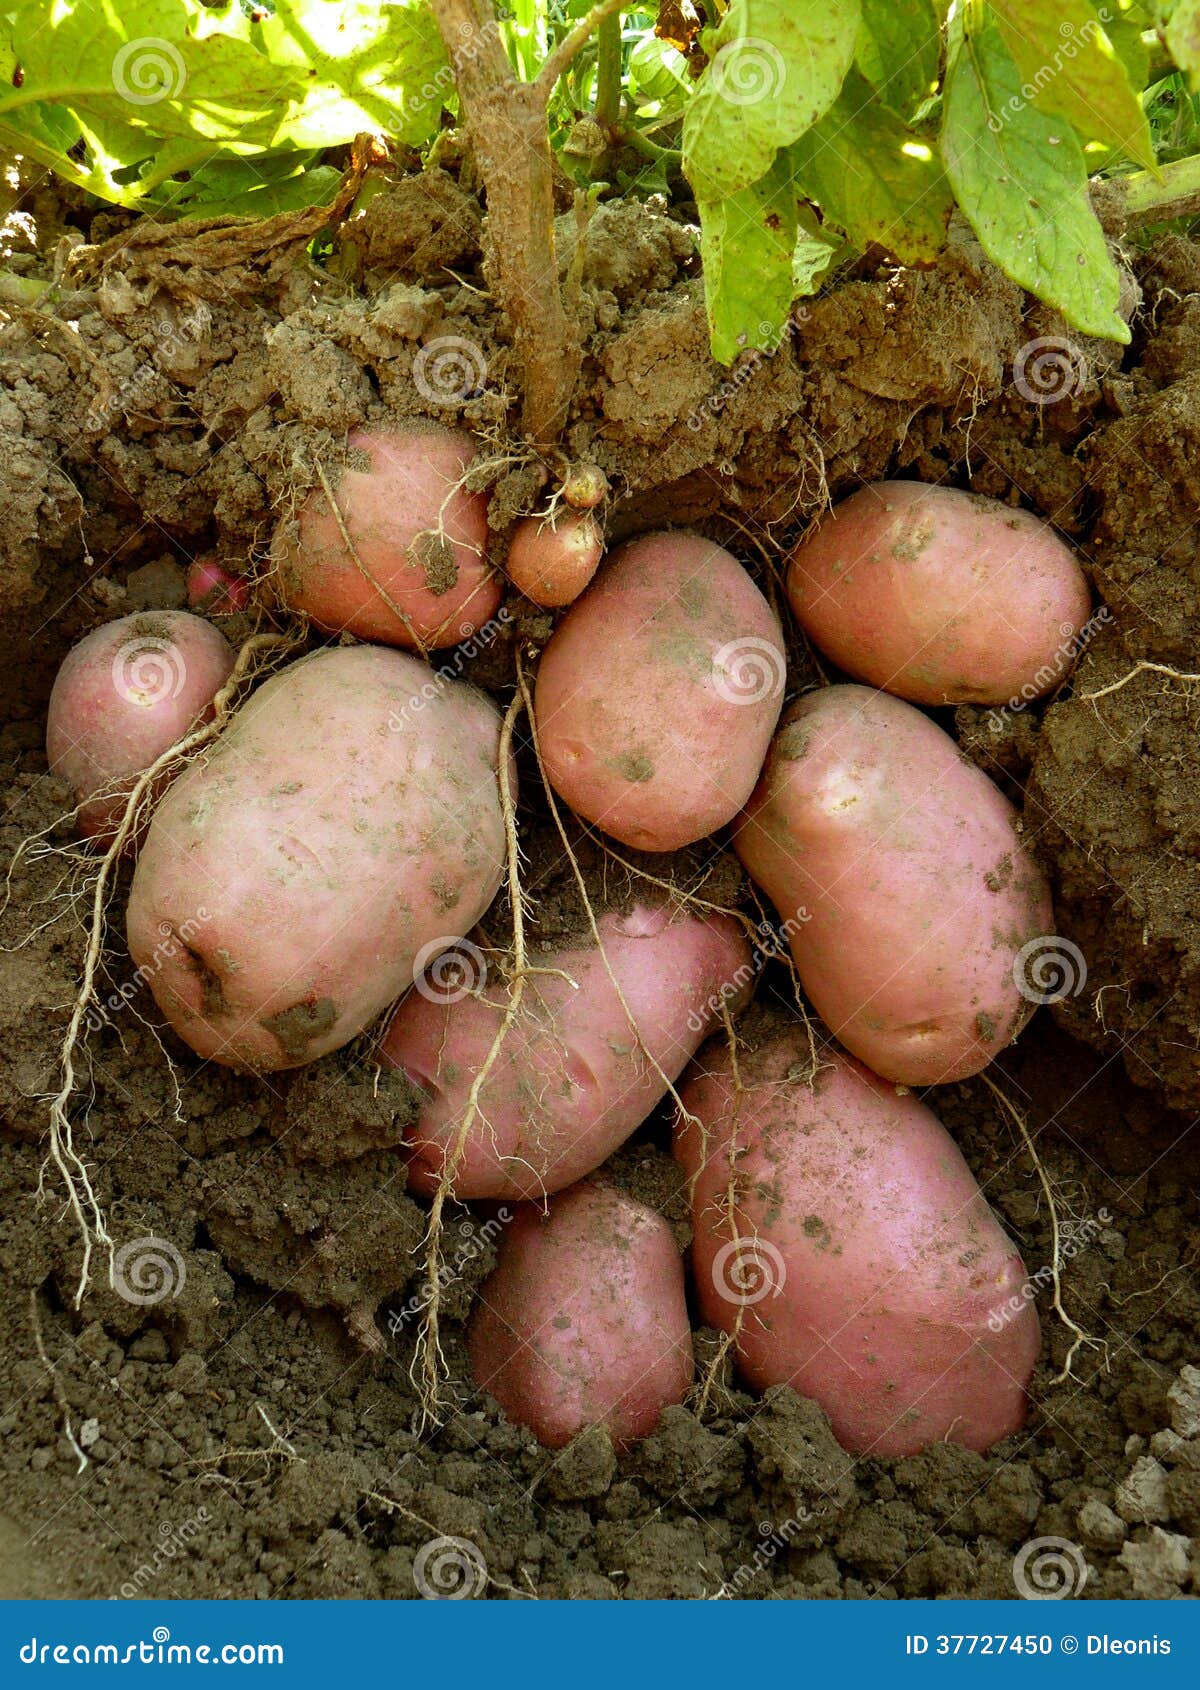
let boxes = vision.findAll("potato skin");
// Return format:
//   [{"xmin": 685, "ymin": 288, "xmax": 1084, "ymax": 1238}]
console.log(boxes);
[
  {"xmin": 126, "ymin": 646, "xmax": 510, "ymax": 1072},
  {"xmin": 46, "ymin": 612, "xmax": 235, "ymax": 847},
  {"xmin": 468, "ymin": 1182, "xmax": 693, "ymax": 1449},
  {"xmin": 505, "ymin": 510, "xmax": 602, "ymax": 607},
  {"xmin": 676, "ymin": 1035, "xmax": 1040, "ymax": 1457},
  {"xmin": 381, "ymin": 903, "xmax": 752, "ymax": 1199},
  {"xmin": 787, "ymin": 481, "xmax": 1091, "ymax": 705},
  {"xmin": 534, "ymin": 532, "xmax": 786, "ymax": 850},
  {"xmin": 733, "ymin": 685, "xmax": 1053, "ymax": 1084},
  {"xmin": 278, "ymin": 426, "xmax": 502, "ymax": 649}
]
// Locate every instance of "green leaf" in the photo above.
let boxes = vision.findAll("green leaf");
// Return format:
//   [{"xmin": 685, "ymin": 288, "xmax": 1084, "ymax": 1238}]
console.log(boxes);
[
  {"xmin": 989, "ymin": 0, "xmax": 1156, "ymax": 168},
  {"xmin": 1163, "ymin": 0, "xmax": 1200, "ymax": 84},
  {"xmin": 164, "ymin": 155, "xmax": 343, "ymax": 218},
  {"xmin": 791, "ymin": 69, "xmax": 952, "ymax": 261},
  {"xmin": 683, "ymin": 0, "xmax": 861, "ymax": 202},
  {"xmin": 257, "ymin": 0, "xmax": 450, "ymax": 150},
  {"xmin": 854, "ymin": 0, "xmax": 941, "ymax": 119},
  {"xmin": 1105, "ymin": 13, "xmax": 1152, "ymax": 94},
  {"xmin": 941, "ymin": 19, "xmax": 1128, "ymax": 341},
  {"xmin": 0, "ymin": 0, "xmax": 449, "ymax": 210},
  {"xmin": 3, "ymin": 1, "xmax": 304, "ymax": 148},
  {"xmin": 628, "ymin": 35, "xmax": 691, "ymax": 109},
  {"xmin": 700, "ymin": 156, "xmax": 799, "ymax": 363}
]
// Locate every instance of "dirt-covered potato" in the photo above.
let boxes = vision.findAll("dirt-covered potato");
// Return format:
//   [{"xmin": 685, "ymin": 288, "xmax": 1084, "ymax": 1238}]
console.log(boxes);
[
  {"xmin": 787, "ymin": 481, "xmax": 1091, "ymax": 705},
  {"xmin": 505, "ymin": 509, "xmax": 603, "ymax": 607},
  {"xmin": 276, "ymin": 425, "xmax": 502, "ymax": 649},
  {"xmin": 468, "ymin": 1181, "xmax": 694, "ymax": 1449},
  {"xmin": 381, "ymin": 903, "xmax": 752, "ymax": 1199},
  {"xmin": 46, "ymin": 611, "xmax": 235, "ymax": 847},
  {"xmin": 733, "ymin": 684, "xmax": 1053, "ymax": 1084},
  {"xmin": 676, "ymin": 1033, "xmax": 1040, "ymax": 1457},
  {"xmin": 534, "ymin": 531, "xmax": 786, "ymax": 850},
  {"xmin": 126, "ymin": 645, "xmax": 511, "ymax": 1071}
]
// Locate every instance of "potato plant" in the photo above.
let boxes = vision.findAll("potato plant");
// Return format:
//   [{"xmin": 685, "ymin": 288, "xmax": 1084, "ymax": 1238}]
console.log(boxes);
[{"xmin": 21, "ymin": 0, "xmax": 1199, "ymax": 1460}]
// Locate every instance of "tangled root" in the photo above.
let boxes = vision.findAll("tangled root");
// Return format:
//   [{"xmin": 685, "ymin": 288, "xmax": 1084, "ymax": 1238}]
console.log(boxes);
[{"xmin": 36, "ymin": 629, "xmax": 302, "ymax": 1307}]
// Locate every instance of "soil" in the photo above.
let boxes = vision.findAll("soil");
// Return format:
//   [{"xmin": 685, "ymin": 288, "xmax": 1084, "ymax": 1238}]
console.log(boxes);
[{"xmin": 1, "ymin": 163, "xmax": 1199, "ymax": 1602}]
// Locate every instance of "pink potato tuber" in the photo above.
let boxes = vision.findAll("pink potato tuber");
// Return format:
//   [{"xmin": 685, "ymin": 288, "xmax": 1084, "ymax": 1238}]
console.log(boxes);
[
  {"xmin": 126, "ymin": 645, "xmax": 511, "ymax": 1072},
  {"xmin": 733, "ymin": 684, "xmax": 1053, "ymax": 1085},
  {"xmin": 186, "ymin": 557, "xmax": 250, "ymax": 617},
  {"xmin": 787, "ymin": 481, "xmax": 1092, "ymax": 705},
  {"xmin": 559, "ymin": 462, "xmax": 608, "ymax": 511},
  {"xmin": 505, "ymin": 509, "xmax": 603, "ymax": 607},
  {"xmin": 676, "ymin": 1032, "xmax": 1040, "ymax": 1457},
  {"xmin": 468, "ymin": 1181, "xmax": 694, "ymax": 1449},
  {"xmin": 381, "ymin": 902, "xmax": 753, "ymax": 1199},
  {"xmin": 534, "ymin": 532, "xmax": 786, "ymax": 850},
  {"xmin": 46, "ymin": 611, "xmax": 235, "ymax": 848},
  {"xmin": 276, "ymin": 425, "xmax": 502, "ymax": 649}
]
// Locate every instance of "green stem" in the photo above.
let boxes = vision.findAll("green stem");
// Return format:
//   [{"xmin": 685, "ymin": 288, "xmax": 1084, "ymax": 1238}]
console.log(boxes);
[
  {"xmin": 1114, "ymin": 151, "xmax": 1200, "ymax": 226},
  {"xmin": 1142, "ymin": 29, "xmax": 1175, "ymax": 82},
  {"xmin": 594, "ymin": 12, "xmax": 622, "ymax": 130},
  {"xmin": 620, "ymin": 127, "xmax": 680, "ymax": 164}
]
